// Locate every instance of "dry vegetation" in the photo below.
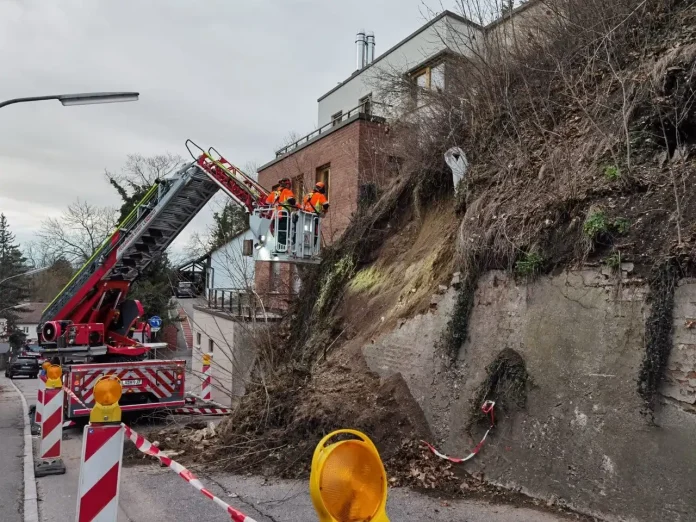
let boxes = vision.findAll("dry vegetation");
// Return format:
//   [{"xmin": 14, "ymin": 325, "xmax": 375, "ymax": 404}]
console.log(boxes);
[{"xmin": 178, "ymin": 0, "xmax": 696, "ymax": 498}]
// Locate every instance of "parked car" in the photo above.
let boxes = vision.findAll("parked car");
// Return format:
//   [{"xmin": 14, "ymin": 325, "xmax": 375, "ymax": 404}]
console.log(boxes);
[
  {"xmin": 21, "ymin": 344, "xmax": 45, "ymax": 366},
  {"xmin": 5, "ymin": 354, "xmax": 39, "ymax": 379},
  {"xmin": 175, "ymin": 281, "xmax": 196, "ymax": 298}
]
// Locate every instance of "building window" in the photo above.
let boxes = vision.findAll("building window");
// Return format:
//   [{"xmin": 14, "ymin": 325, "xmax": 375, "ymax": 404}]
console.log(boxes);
[
  {"xmin": 196, "ymin": 332, "xmax": 201, "ymax": 345},
  {"xmin": 331, "ymin": 111, "xmax": 343, "ymax": 126},
  {"xmin": 208, "ymin": 339, "xmax": 214, "ymax": 353},
  {"xmin": 412, "ymin": 62, "xmax": 445, "ymax": 107},
  {"xmin": 22, "ymin": 326, "xmax": 29, "ymax": 334},
  {"xmin": 316, "ymin": 164, "xmax": 330, "ymax": 199},
  {"xmin": 292, "ymin": 174, "xmax": 304, "ymax": 203},
  {"xmin": 359, "ymin": 94, "xmax": 372, "ymax": 115},
  {"xmin": 431, "ymin": 63, "xmax": 445, "ymax": 92}
]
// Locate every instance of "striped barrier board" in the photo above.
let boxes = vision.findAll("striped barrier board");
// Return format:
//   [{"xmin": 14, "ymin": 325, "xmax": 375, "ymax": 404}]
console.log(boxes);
[
  {"xmin": 172, "ymin": 407, "xmax": 231, "ymax": 415},
  {"xmin": 40, "ymin": 387, "xmax": 64, "ymax": 459},
  {"xmin": 185, "ymin": 391, "xmax": 228, "ymax": 410},
  {"xmin": 35, "ymin": 373, "xmax": 47, "ymax": 426},
  {"xmin": 201, "ymin": 353, "xmax": 211, "ymax": 401},
  {"xmin": 76, "ymin": 424, "xmax": 124, "ymax": 522},
  {"xmin": 123, "ymin": 424, "xmax": 257, "ymax": 522}
]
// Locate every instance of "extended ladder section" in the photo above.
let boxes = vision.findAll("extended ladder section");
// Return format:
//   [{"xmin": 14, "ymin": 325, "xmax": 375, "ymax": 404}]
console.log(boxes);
[{"xmin": 42, "ymin": 142, "xmax": 322, "ymax": 324}]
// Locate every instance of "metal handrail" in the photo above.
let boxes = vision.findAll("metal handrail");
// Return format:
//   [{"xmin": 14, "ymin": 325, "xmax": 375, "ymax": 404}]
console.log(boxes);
[{"xmin": 275, "ymin": 100, "xmax": 388, "ymax": 157}]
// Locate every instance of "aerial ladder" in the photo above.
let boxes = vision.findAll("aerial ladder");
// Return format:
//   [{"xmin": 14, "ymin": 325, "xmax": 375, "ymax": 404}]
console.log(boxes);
[{"xmin": 38, "ymin": 140, "xmax": 321, "ymax": 363}]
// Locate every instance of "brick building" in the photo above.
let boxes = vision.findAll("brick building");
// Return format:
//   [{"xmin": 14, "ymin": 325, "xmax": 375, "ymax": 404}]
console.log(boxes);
[{"xmin": 255, "ymin": 4, "xmax": 546, "ymax": 293}]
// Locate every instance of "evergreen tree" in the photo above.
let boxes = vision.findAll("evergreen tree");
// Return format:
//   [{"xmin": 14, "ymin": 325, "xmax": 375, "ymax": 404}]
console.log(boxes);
[
  {"xmin": 0, "ymin": 214, "xmax": 29, "ymax": 344},
  {"xmin": 128, "ymin": 252, "xmax": 176, "ymax": 325},
  {"xmin": 107, "ymin": 156, "xmax": 181, "ymax": 327},
  {"xmin": 210, "ymin": 202, "xmax": 249, "ymax": 250}
]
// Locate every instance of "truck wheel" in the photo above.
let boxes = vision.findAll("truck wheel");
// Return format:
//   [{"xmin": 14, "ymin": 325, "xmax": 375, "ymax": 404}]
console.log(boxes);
[{"xmin": 8, "ymin": 372, "xmax": 13, "ymax": 380}]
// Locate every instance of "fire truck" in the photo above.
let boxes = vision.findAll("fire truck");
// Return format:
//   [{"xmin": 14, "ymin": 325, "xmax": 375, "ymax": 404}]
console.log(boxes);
[{"xmin": 38, "ymin": 141, "xmax": 322, "ymax": 419}]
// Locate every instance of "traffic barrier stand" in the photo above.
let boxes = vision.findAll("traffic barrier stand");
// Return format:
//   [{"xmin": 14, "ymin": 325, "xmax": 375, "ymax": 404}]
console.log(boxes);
[
  {"xmin": 122, "ymin": 423, "xmax": 258, "ymax": 522},
  {"xmin": 63, "ymin": 420, "xmax": 77, "ymax": 429},
  {"xmin": 172, "ymin": 407, "xmax": 232, "ymax": 415},
  {"xmin": 201, "ymin": 352, "xmax": 212, "ymax": 401},
  {"xmin": 76, "ymin": 423, "xmax": 124, "ymax": 521},
  {"xmin": 422, "ymin": 400, "xmax": 496, "ymax": 463},
  {"xmin": 76, "ymin": 374, "xmax": 125, "ymax": 522},
  {"xmin": 35, "ymin": 365, "xmax": 66, "ymax": 477},
  {"xmin": 31, "ymin": 370, "xmax": 47, "ymax": 436}
]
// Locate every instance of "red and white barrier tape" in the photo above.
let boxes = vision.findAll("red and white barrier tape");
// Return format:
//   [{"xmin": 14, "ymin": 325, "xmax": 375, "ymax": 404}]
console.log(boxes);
[
  {"xmin": 173, "ymin": 407, "xmax": 232, "ymax": 415},
  {"xmin": 64, "ymin": 385, "xmax": 89, "ymax": 410},
  {"xmin": 422, "ymin": 400, "xmax": 496, "ymax": 463},
  {"xmin": 122, "ymin": 424, "xmax": 257, "ymax": 522}
]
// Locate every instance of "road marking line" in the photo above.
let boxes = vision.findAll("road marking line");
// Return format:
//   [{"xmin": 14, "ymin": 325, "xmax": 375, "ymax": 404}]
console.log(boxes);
[{"xmin": 6, "ymin": 377, "xmax": 40, "ymax": 522}]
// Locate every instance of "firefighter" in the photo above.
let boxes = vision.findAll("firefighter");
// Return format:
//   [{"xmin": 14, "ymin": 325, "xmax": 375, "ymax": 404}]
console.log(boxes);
[
  {"xmin": 271, "ymin": 178, "xmax": 297, "ymax": 248},
  {"xmin": 302, "ymin": 181, "xmax": 329, "ymax": 249},
  {"xmin": 302, "ymin": 181, "xmax": 329, "ymax": 215},
  {"xmin": 265, "ymin": 183, "xmax": 281, "ymax": 207}
]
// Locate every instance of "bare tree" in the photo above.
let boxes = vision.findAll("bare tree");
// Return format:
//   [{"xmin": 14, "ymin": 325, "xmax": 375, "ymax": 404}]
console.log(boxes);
[
  {"xmin": 38, "ymin": 199, "xmax": 117, "ymax": 265},
  {"xmin": 105, "ymin": 153, "xmax": 185, "ymax": 192}
]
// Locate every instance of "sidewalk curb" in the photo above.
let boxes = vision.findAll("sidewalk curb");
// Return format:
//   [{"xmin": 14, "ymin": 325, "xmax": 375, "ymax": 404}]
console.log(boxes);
[{"xmin": 7, "ymin": 378, "xmax": 40, "ymax": 522}]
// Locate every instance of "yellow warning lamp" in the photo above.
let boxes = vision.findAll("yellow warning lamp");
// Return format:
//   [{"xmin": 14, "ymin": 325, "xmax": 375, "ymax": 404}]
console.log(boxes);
[
  {"xmin": 42, "ymin": 361, "xmax": 51, "ymax": 372},
  {"xmin": 202, "ymin": 353, "xmax": 211, "ymax": 365},
  {"xmin": 310, "ymin": 429, "xmax": 389, "ymax": 522},
  {"xmin": 45, "ymin": 365, "xmax": 63, "ymax": 389},
  {"xmin": 90, "ymin": 375, "xmax": 123, "ymax": 424}
]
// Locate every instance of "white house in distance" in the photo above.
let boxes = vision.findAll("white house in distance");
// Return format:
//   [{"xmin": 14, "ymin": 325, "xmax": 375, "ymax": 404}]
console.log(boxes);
[
  {"xmin": 0, "ymin": 302, "xmax": 46, "ymax": 344},
  {"xmin": 190, "ymin": 229, "xmax": 265, "ymax": 407}
]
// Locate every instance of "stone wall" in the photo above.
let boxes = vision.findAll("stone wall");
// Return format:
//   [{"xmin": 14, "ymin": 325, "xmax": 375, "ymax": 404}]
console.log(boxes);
[
  {"xmin": 661, "ymin": 278, "xmax": 696, "ymax": 409},
  {"xmin": 363, "ymin": 269, "xmax": 696, "ymax": 521}
]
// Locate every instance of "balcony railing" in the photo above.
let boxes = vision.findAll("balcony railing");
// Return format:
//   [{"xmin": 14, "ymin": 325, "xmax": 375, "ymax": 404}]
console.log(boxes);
[
  {"xmin": 275, "ymin": 100, "xmax": 388, "ymax": 158},
  {"xmin": 205, "ymin": 288, "xmax": 293, "ymax": 319}
]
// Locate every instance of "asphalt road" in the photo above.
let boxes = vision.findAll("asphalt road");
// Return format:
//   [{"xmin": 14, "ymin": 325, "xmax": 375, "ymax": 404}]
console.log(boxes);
[
  {"xmin": 0, "ymin": 376, "xmax": 25, "ymax": 522},
  {"xmin": 9, "ymin": 374, "xmax": 573, "ymax": 522}
]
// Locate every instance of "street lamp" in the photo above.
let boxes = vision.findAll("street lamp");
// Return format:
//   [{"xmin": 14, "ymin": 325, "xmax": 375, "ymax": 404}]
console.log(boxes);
[
  {"xmin": 0, "ymin": 91, "xmax": 139, "ymax": 110},
  {"xmin": 0, "ymin": 266, "xmax": 49, "ymax": 286},
  {"xmin": 0, "ymin": 303, "xmax": 31, "ymax": 314}
]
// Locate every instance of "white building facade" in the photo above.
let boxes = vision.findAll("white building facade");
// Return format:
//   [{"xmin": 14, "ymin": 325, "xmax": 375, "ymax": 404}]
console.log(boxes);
[
  {"xmin": 205, "ymin": 229, "xmax": 255, "ymax": 297},
  {"xmin": 317, "ymin": 11, "xmax": 481, "ymax": 126}
]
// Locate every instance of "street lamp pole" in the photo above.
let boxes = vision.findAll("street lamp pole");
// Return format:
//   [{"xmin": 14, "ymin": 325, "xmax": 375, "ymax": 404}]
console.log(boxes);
[
  {"xmin": 0, "ymin": 266, "xmax": 50, "ymax": 286},
  {"xmin": 0, "ymin": 92, "xmax": 139, "ymax": 110},
  {"xmin": 0, "ymin": 303, "xmax": 31, "ymax": 314}
]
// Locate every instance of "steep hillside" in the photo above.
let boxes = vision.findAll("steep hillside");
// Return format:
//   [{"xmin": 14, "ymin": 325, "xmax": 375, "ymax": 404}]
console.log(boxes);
[{"xmin": 207, "ymin": 0, "xmax": 696, "ymax": 519}]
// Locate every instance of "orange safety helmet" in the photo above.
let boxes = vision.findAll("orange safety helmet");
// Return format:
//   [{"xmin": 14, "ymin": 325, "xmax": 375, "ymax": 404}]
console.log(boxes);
[
  {"xmin": 279, "ymin": 178, "xmax": 292, "ymax": 189},
  {"xmin": 315, "ymin": 181, "xmax": 326, "ymax": 193}
]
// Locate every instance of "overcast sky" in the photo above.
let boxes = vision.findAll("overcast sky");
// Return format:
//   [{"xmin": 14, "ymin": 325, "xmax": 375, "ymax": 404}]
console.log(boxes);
[{"xmin": 0, "ymin": 0, "xmax": 459, "ymax": 260}]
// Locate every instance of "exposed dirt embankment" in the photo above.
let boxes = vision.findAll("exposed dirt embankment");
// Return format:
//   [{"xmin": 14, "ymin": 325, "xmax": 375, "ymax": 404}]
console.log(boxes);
[{"xmin": 153, "ymin": 0, "xmax": 696, "ymax": 515}]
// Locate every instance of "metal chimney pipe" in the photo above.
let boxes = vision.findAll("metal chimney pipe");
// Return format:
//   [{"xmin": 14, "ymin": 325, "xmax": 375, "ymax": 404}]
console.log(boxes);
[
  {"xmin": 366, "ymin": 31, "xmax": 375, "ymax": 64},
  {"xmin": 356, "ymin": 29, "xmax": 366, "ymax": 70}
]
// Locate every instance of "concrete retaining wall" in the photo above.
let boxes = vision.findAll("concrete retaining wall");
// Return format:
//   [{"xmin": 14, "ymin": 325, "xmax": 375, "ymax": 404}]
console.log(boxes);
[{"xmin": 363, "ymin": 269, "xmax": 696, "ymax": 521}]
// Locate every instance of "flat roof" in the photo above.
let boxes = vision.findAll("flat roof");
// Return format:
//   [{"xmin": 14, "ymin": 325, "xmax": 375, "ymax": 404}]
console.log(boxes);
[
  {"xmin": 317, "ymin": 2, "xmax": 542, "ymax": 103},
  {"xmin": 317, "ymin": 10, "xmax": 482, "ymax": 103}
]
